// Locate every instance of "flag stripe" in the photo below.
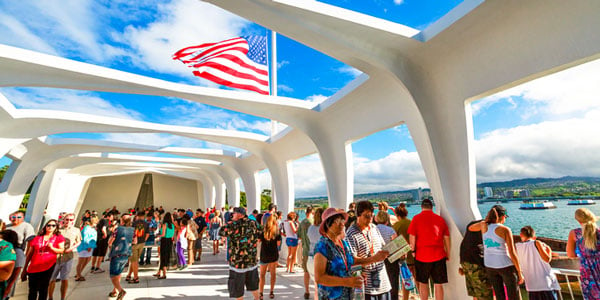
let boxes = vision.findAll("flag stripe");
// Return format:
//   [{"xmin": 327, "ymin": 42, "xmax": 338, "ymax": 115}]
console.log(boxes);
[
  {"xmin": 190, "ymin": 52, "xmax": 268, "ymax": 77},
  {"xmin": 195, "ymin": 71, "xmax": 269, "ymax": 95},
  {"xmin": 185, "ymin": 39, "xmax": 247, "ymax": 63},
  {"xmin": 172, "ymin": 37, "xmax": 243, "ymax": 60},
  {"xmin": 194, "ymin": 67, "xmax": 269, "ymax": 92},
  {"xmin": 174, "ymin": 36, "xmax": 269, "ymax": 94},
  {"xmin": 193, "ymin": 60, "xmax": 268, "ymax": 85}
]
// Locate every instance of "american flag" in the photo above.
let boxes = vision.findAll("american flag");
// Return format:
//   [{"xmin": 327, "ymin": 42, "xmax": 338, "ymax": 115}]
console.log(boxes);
[{"xmin": 173, "ymin": 36, "xmax": 270, "ymax": 95}]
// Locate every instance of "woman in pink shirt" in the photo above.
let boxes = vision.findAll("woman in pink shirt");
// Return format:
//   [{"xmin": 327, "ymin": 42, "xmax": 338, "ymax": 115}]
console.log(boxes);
[{"xmin": 21, "ymin": 219, "xmax": 65, "ymax": 300}]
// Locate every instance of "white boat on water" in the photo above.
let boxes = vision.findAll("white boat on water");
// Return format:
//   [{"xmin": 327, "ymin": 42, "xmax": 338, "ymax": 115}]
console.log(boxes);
[
  {"xmin": 519, "ymin": 200, "xmax": 557, "ymax": 210},
  {"xmin": 567, "ymin": 199, "xmax": 596, "ymax": 205}
]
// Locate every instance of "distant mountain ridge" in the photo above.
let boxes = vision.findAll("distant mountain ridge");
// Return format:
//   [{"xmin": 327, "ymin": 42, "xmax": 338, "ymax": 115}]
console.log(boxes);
[
  {"xmin": 477, "ymin": 176, "xmax": 600, "ymax": 188},
  {"xmin": 295, "ymin": 176, "xmax": 600, "ymax": 203}
]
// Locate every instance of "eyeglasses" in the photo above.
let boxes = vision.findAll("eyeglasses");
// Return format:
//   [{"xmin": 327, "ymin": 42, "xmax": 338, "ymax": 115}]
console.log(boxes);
[
  {"xmin": 65, "ymin": 219, "xmax": 75, "ymax": 221},
  {"xmin": 46, "ymin": 224, "xmax": 57, "ymax": 228},
  {"xmin": 10, "ymin": 216, "xmax": 23, "ymax": 220},
  {"xmin": 360, "ymin": 212, "xmax": 373, "ymax": 219}
]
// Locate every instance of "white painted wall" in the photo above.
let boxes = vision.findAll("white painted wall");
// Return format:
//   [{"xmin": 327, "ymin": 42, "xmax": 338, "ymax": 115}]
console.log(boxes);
[
  {"xmin": 79, "ymin": 173, "xmax": 144, "ymax": 216},
  {"xmin": 152, "ymin": 173, "xmax": 202, "ymax": 211}
]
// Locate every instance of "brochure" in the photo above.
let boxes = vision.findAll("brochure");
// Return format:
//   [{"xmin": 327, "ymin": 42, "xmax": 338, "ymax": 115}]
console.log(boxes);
[{"xmin": 383, "ymin": 235, "xmax": 411, "ymax": 263}]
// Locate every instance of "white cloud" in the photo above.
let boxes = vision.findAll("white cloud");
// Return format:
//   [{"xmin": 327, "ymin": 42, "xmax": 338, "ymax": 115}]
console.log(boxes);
[
  {"xmin": 0, "ymin": 13, "xmax": 58, "ymax": 55},
  {"xmin": 122, "ymin": 0, "xmax": 249, "ymax": 76},
  {"xmin": 306, "ymin": 94, "xmax": 328, "ymax": 103},
  {"xmin": 290, "ymin": 151, "xmax": 428, "ymax": 198},
  {"xmin": 0, "ymin": 0, "xmax": 123, "ymax": 62},
  {"xmin": 159, "ymin": 101, "xmax": 271, "ymax": 135},
  {"xmin": 337, "ymin": 66, "xmax": 363, "ymax": 78},
  {"xmin": 393, "ymin": 0, "xmax": 404, "ymax": 5},
  {"xmin": 278, "ymin": 84, "xmax": 294, "ymax": 93},
  {"xmin": 474, "ymin": 58, "xmax": 600, "ymax": 117},
  {"xmin": 475, "ymin": 109, "xmax": 600, "ymax": 182},
  {"xmin": 2, "ymin": 88, "xmax": 142, "ymax": 120},
  {"xmin": 277, "ymin": 60, "xmax": 290, "ymax": 69}
]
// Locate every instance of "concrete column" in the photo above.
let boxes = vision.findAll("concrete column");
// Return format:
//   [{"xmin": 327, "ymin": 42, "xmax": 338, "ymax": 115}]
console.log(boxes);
[
  {"xmin": 264, "ymin": 158, "xmax": 295, "ymax": 214},
  {"xmin": 240, "ymin": 170, "xmax": 260, "ymax": 213},
  {"xmin": 25, "ymin": 170, "xmax": 47, "ymax": 226},
  {"xmin": 404, "ymin": 99, "xmax": 475, "ymax": 300},
  {"xmin": 202, "ymin": 177, "xmax": 215, "ymax": 209},
  {"xmin": 314, "ymin": 138, "xmax": 354, "ymax": 210}
]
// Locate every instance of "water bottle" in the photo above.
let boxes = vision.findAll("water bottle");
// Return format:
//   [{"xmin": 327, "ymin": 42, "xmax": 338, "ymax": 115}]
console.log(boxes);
[
  {"xmin": 351, "ymin": 265, "xmax": 364, "ymax": 300},
  {"xmin": 400, "ymin": 261, "xmax": 415, "ymax": 291}
]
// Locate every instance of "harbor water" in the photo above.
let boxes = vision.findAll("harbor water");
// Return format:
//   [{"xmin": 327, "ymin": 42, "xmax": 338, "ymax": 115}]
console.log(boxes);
[{"xmin": 295, "ymin": 199, "xmax": 600, "ymax": 240}]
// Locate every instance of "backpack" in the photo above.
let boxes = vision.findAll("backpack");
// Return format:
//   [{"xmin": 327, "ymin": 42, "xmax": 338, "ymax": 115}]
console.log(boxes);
[{"xmin": 134, "ymin": 222, "xmax": 145, "ymax": 238}]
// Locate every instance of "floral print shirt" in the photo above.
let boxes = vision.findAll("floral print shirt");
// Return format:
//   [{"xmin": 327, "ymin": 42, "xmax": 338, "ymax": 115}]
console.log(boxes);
[
  {"xmin": 219, "ymin": 216, "xmax": 262, "ymax": 270},
  {"xmin": 315, "ymin": 236, "xmax": 354, "ymax": 300}
]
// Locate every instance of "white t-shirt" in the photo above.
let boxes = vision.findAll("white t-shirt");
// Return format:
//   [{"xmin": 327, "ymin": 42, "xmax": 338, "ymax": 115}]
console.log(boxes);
[
  {"xmin": 516, "ymin": 240, "xmax": 560, "ymax": 292},
  {"xmin": 283, "ymin": 221, "xmax": 298, "ymax": 239},
  {"xmin": 7, "ymin": 222, "xmax": 35, "ymax": 247}
]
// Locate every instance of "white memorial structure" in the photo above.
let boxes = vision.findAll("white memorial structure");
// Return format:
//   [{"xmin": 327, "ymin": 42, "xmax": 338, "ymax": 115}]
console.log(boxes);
[{"xmin": 1, "ymin": 0, "xmax": 599, "ymax": 297}]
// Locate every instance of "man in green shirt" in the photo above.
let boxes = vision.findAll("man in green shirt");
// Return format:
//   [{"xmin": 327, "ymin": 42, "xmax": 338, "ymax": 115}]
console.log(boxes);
[
  {"xmin": 0, "ymin": 231, "xmax": 17, "ymax": 298},
  {"xmin": 297, "ymin": 206, "xmax": 313, "ymax": 299}
]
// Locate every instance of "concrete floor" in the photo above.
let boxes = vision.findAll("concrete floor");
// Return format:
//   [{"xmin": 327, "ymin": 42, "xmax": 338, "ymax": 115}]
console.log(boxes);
[{"xmin": 12, "ymin": 240, "xmax": 312, "ymax": 300}]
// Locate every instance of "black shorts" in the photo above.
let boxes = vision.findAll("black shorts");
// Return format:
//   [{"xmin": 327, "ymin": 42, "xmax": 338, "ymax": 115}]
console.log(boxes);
[
  {"xmin": 414, "ymin": 258, "xmax": 448, "ymax": 284},
  {"xmin": 93, "ymin": 239, "xmax": 109, "ymax": 257},
  {"xmin": 228, "ymin": 268, "xmax": 259, "ymax": 298}
]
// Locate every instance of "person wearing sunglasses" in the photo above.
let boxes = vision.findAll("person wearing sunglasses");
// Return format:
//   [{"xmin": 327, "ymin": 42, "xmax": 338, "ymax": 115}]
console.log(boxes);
[
  {"xmin": 21, "ymin": 219, "xmax": 65, "ymax": 300},
  {"xmin": 5, "ymin": 211, "xmax": 35, "ymax": 299},
  {"xmin": 49, "ymin": 213, "xmax": 81, "ymax": 300}
]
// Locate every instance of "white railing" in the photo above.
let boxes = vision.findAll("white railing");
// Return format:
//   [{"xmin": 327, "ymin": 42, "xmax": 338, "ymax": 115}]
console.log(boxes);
[{"xmin": 553, "ymin": 268, "xmax": 583, "ymax": 300}]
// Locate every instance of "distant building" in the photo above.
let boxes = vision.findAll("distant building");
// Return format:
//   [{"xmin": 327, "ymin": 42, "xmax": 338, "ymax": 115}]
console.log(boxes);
[
  {"xmin": 484, "ymin": 187, "xmax": 493, "ymax": 198},
  {"xmin": 504, "ymin": 190, "xmax": 514, "ymax": 198},
  {"xmin": 410, "ymin": 187, "xmax": 432, "ymax": 201},
  {"xmin": 519, "ymin": 189, "xmax": 530, "ymax": 197}
]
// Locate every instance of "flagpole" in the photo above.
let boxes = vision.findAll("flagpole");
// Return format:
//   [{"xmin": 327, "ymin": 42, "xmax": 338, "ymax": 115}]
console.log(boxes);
[
  {"xmin": 270, "ymin": 30, "xmax": 278, "ymax": 205},
  {"xmin": 270, "ymin": 30, "xmax": 278, "ymax": 135}
]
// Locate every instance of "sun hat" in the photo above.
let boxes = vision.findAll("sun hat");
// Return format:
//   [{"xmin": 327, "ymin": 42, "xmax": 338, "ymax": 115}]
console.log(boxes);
[{"xmin": 319, "ymin": 208, "xmax": 348, "ymax": 236}]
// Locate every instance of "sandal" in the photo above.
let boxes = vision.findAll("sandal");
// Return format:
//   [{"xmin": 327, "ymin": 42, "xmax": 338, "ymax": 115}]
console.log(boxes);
[
  {"xmin": 117, "ymin": 290, "xmax": 126, "ymax": 300},
  {"xmin": 108, "ymin": 291, "xmax": 118, "ymax": 298},
  {"xmin": 303, "ymin": 292, "xmax": 309, "ymax": 299},
  {"xmin": 125, "ymin": 276, "xmax": 131, "ymax": 282},
  {"xmin": 270, "ymin": 291, "xmax": 274, "ymax": 299},
  {"xmin": 157, "ymin": 275, "xmax": 166, "ymax": 279},
  {"xmin": 259, "ymin": 292, "xmax": 263, "ymax": 300},
  {"xmin": 129, "ymin": 278, "xmax": 139, "ymax": 284},
  {"xmin": 75, "ymin": 277, "xmax": 86, "ymax": 281},
  {"xmin": 152, "ymin": 273, "xmax": 160, "ymax": 277}
]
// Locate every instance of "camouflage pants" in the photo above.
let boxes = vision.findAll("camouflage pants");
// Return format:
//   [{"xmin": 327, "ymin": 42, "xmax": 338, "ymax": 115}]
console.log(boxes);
[{"xmin": 461, "ymin": 262, "xmax": 493, "ymax": 300}]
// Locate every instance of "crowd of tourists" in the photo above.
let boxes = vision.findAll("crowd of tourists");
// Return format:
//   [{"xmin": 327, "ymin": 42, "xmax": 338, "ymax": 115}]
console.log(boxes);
[{"xmin": 0, "ymin": 199, "xmax": 598, "ymax": 300}]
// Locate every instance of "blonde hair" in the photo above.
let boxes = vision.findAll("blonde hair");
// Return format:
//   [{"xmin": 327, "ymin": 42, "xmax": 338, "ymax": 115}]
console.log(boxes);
[
  {"xmin": 90, "ymin": 216, "xmax": 99, "ymax": 226},
  {"xmin": 375, "ymin": 210, "xmax": 390, "ymax": 225},
  {"xmin": 575, "ymin": 208, "xmax": 599, "ymax": 250},
  {"xmin": 264, "ymin": 214, "xmax": 278, "ymax": 241}
]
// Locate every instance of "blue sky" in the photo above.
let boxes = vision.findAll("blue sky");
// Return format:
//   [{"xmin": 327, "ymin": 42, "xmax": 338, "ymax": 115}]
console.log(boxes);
[{"xmin": 1, "ymin": 0, "xmax": 600, "ymax": 197}]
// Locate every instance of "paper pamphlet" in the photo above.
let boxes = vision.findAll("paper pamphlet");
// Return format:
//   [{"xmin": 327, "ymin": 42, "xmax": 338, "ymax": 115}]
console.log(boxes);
[{"xmin": 383, "ymin": 235, "xmax": 411, "ymax": 263}]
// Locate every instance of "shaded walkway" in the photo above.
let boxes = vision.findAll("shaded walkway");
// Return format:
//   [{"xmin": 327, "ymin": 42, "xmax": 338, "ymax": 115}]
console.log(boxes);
[{"xmin": 13, "ymin": 240, "xmax": 310, "ymax": 299}]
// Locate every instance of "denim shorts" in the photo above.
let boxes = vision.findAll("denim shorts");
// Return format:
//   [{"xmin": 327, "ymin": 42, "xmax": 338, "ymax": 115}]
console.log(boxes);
[
  {"xmin": 286, "ymin": 238, "xmax": 298, "ymax": 247},
  {"xmin": 109, "ymin": 255, "xmax": 129, "ymax": 277}
]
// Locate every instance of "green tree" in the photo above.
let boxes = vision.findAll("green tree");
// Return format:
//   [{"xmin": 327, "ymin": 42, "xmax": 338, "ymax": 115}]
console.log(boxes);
[
  {"xmin": 261, "ymin": 189, "xmax": 272, "ymax": 211},
  {"xmin": 0, "ymin": 165, "xmax": 9, "ymax": 183},
  {"xmin": 240, "ymin": 191, "xmax": 247, "ymax": 208}
]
